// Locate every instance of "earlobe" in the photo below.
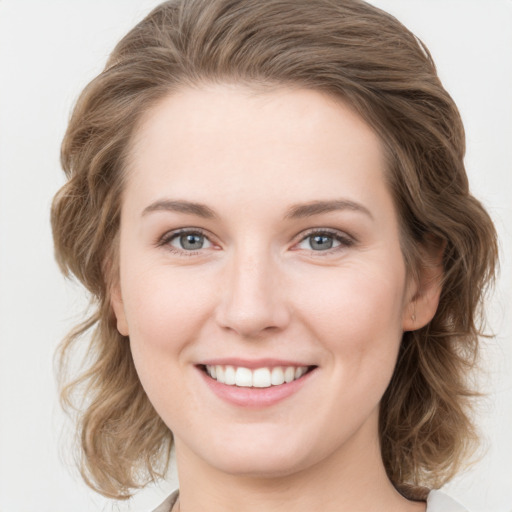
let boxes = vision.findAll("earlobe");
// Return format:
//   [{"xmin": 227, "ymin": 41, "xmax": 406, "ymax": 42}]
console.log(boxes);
[
  {"xmin": 402, "ymin": 237, "xmax": 445, "ymax": 332},
  {"xmin": 111, "ymin": 284, "xmax": 129, "ymax": 336}
]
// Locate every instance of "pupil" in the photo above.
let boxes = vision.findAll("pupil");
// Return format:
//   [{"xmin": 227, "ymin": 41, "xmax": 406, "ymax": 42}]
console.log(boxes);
[
  {"xmin": 181, "ymin": 233, "xmax": 203, "ymax": 250},
  {"xmin": 311, "ymin": 235, "xmax": 332, "ymax": 250}
]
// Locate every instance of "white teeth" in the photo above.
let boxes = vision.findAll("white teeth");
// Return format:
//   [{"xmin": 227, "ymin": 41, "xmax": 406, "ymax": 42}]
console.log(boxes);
[
  {"xmin": 284, "ymin": 366, "xmax": 295, "ymax": 383},
  {"xmin": 224, "ymin": 365, "xmax": 236, "ymax": 385},
  {"xmin": 216, "ymin": 365, "xmax": 225, "ymax": 384},
  {"xmin": 253, "ymin": 368, "xmax": 271, "ymax": 388},
  {"xmin": 235, "ymin": 367, "xmax": 252, "ymax": 387},
  {"xmin": 295, "ymin": 367, "xmax": 306, "ymax": 379},
  {"xmin": 205, "ymin": 365, "xmax": 310, "ymax": 388},
  {"xmin": 271, "ymin": 367, "xmax": 285, "ymax": 385}
]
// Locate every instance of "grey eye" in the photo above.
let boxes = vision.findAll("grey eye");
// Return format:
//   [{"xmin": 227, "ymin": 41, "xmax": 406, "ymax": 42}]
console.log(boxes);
[
  {"xmin": 308, "ymin": 234, "xmax": 335, "ymax": 250},
  {"xmin": 170, "ymin": 232, "xmax": 212, "ymax": 251},
  {"xmin": 295, "ymin": 230, "xmax": 354, "ymax": 253},
  {"xmin": 297, "ymin": 233, "xmax": 340, "ymax": 251}
]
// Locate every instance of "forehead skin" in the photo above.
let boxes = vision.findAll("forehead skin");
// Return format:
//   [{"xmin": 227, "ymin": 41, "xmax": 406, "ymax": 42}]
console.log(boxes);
[{"xmin": 125, "ymin": 84, "xmax": 394, "ymax": 234}]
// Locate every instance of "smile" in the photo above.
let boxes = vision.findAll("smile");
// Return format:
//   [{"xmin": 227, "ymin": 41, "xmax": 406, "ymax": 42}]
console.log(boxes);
[
  {"xmin": 197, "ymin": 361, "xmax": 318, "ymax": 407},
  {"xmin": 204, "ymin": 365, "xmax": 310, "ymax": 388}
]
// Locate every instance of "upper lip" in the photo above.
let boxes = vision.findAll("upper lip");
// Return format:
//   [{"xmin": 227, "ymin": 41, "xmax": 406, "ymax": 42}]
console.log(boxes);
[{"xmin": 197, "ymin": 358, "xmax": 315, "ymax": 369}]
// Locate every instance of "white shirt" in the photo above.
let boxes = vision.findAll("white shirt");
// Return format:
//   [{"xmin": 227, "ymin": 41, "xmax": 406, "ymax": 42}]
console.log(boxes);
[
  {"xmin": 152, "ymin": 489, "xmax": 469, "ymax": 511},
  {"xmin": 427, "ymin": 490, "xmax": 469, "ymax": 511}
]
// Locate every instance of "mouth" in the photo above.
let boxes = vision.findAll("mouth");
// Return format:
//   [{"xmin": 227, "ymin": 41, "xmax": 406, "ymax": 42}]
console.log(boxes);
[{"xmin": 198, "ymin": 364, "xmax": 317, "ymax": 388}]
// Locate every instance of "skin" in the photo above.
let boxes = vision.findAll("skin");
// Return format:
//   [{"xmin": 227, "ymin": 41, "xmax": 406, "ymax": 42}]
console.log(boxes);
[{"xmin": 112, "ymin": 84, "xmax": 441, "ymax": 512}]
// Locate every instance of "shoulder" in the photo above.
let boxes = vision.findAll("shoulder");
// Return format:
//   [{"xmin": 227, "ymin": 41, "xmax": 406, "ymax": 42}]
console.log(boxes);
[
  {"xmin": 151, "ymin": 489, "xmax": 179, "ymax": 512},
  {"xmin": 426, "ymin": 490, "xmax": 469, "ymax": 512}
]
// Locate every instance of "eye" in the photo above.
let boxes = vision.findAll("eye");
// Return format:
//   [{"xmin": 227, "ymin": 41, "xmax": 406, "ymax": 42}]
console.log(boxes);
[
  {"xmin": 295, "ymin": 229, "xmax": 354, "ymax": 253},
  {"xmin": 160, "ymin": 229, "xmax": 213, "ymax": 254}
]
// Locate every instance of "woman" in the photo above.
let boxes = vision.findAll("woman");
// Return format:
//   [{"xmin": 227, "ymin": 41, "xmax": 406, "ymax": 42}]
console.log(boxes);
[{"xmin": 51, "ymin": 1, "xmax": 498, "ymax": 510}]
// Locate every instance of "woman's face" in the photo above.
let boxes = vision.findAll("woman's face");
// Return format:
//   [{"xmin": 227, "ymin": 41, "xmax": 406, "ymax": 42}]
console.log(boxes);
[{"xmin": 113, "ymin": 84, "xmax": 424, "ymax": 478}]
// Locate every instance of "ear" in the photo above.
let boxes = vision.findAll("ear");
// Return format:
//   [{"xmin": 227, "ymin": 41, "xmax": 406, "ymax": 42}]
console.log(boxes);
[
  {"xmin": 111, "ymin": 282, "xmax": 129, "ymax": 336},
  {"xmin": 402, "ymin": 236, "xmax": 445, "ymax": 332}
]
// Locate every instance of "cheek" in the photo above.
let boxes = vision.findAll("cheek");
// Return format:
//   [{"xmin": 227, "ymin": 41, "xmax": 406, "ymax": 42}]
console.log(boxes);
[
  {"xmin": 122, "ymin": 266, "xmax": 218, "ymax": 416},
  {"xmin": 293, "ymin": 261, "xmax": 406, "ymax": 381},
  {"xmin": 299, "ymin": 262, "xmax": 405, "ymax": 334},
  {"xmin": 121, "ymin": 263, "xmax": 217, "ymax": 354}
]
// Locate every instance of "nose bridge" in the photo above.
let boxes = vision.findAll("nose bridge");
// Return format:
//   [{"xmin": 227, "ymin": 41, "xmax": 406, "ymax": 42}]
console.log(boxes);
[{"xmin": 215, "ymin": 240, "xmax": 290, "ymax": 337}]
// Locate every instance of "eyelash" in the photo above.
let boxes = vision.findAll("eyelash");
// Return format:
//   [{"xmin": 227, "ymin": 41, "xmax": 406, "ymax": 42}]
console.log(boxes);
[
  {"xmin": 158, "ymin": 227, "xmax": 355, "ymax": 257},
  {"xmin": 295, "ymin": 228, "xmax": 355, "ymax": 254},
  {"xmin": 158, "ymin": 228, "xmax": 213, "ymax": 256}
]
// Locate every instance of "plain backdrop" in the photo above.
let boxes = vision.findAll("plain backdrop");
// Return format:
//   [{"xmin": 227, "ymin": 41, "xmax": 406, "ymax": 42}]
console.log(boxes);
[{"xmin": 0, "ymin": 1, "xmax": 511, "ymax": 511}]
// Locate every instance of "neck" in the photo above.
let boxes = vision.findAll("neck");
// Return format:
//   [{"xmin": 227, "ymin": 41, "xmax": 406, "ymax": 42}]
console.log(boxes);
[{"xmin": 173, "ymin": 413, "xmax": 426, "ymax": 512}]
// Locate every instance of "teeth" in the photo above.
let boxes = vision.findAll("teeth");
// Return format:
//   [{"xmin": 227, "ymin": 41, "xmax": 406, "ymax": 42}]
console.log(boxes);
[
  {"xmin": 224, "ymin": 365, "xmax": 236, "ymax": 385},
  {"xmin": 205, "ymin": 365, "xmax": 310, "ymax": 388},
  {"xmin": 295, "ymin": 367, "xmax": 307, "ymax": 379},
  {"xmin": 271, "ymin": 367, "xmax": 285, "ymax": 385},
  {"xmin": 216, "ymin": 366, "xmax": 225, "ymax": 384},
  {"xmin": 235, "ymin": 367, "xmax": 252, "ymax": 387},
  {"xmin": 284, "ymin": 366, "xmax": 295, "ymax": 383},
  {"xmin": 253, "ymin": 368, "xmax": 271, "ymax": 388}
]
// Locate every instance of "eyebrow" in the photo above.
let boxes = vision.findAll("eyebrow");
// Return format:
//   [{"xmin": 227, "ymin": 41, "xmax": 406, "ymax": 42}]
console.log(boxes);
[
  {"xmin": 283, "ymin": 199, "xmax": 373, "ymax": 220},
  {"xmin": 142, "ymin": 198, "xmax": 373, "ymax": 220},
  {"xmin": 142, "ymin": 199, "xmax": 217, "ymax": 219}
]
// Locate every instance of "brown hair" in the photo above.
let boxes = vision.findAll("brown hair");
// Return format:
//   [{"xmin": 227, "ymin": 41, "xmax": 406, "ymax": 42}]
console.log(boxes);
[{"xmin": 51, "ymin": 0, "xmax": 498, "ymax": 501}]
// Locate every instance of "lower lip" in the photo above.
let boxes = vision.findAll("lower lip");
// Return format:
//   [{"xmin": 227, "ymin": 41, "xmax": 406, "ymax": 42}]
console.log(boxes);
[{"xmin": 198, "ymin": 367, "xmax": 316, "ymax": 408}]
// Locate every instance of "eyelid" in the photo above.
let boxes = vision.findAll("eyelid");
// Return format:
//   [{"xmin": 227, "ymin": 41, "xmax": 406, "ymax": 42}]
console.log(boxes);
[
  {"xmin": 157, "ymin": 226, "xmax": 355, "ymax": 256},
  {"xmin": 293, "ymin": 227, "xmax": 356, "ymax": 253},
  {"xmin": 297, "ymin": 227, "xmax": 354, "ymax": 242},
  {"xmin": 158, "ymin": 227, "xmax": 217, "ymax": 255}
]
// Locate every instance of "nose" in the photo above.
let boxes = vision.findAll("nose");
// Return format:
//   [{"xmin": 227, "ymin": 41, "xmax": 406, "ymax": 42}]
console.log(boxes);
[{"xmin": 214, "ymin": 247, "xmax": 291, "ymax": 339}]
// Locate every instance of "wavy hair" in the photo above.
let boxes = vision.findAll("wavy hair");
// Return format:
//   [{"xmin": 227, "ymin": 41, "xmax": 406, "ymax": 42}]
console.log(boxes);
[{"xmin": 51, "ymin": 0, "xmax": 498, "ymax": 500}]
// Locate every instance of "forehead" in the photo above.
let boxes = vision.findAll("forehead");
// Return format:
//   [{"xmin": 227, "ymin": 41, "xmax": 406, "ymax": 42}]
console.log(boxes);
[{"xmin": 125, "ymin": 84, "xmax": 391, "ymax": 219}]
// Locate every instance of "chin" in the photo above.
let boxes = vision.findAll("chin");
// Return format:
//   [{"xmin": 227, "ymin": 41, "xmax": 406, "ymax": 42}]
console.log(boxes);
[
  {"xmin": 210, "ymin": 451, "xmax": 309, "ymax": 479},
  {"xmin": 198, "ymin": 430, "xmax": 320, "ymax": 478}
]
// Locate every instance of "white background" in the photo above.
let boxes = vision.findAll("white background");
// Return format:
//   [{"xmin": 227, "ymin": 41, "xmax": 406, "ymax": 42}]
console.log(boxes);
[{"xmin": 0, "ymin": 1, "xmax": 511, "ymax": 511}]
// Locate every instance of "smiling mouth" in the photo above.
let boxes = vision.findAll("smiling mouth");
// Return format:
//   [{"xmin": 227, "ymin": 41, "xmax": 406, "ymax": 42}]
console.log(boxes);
[{"xmin": 199, "ymin": 364, "xmax": 317, "ymax": 388}]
